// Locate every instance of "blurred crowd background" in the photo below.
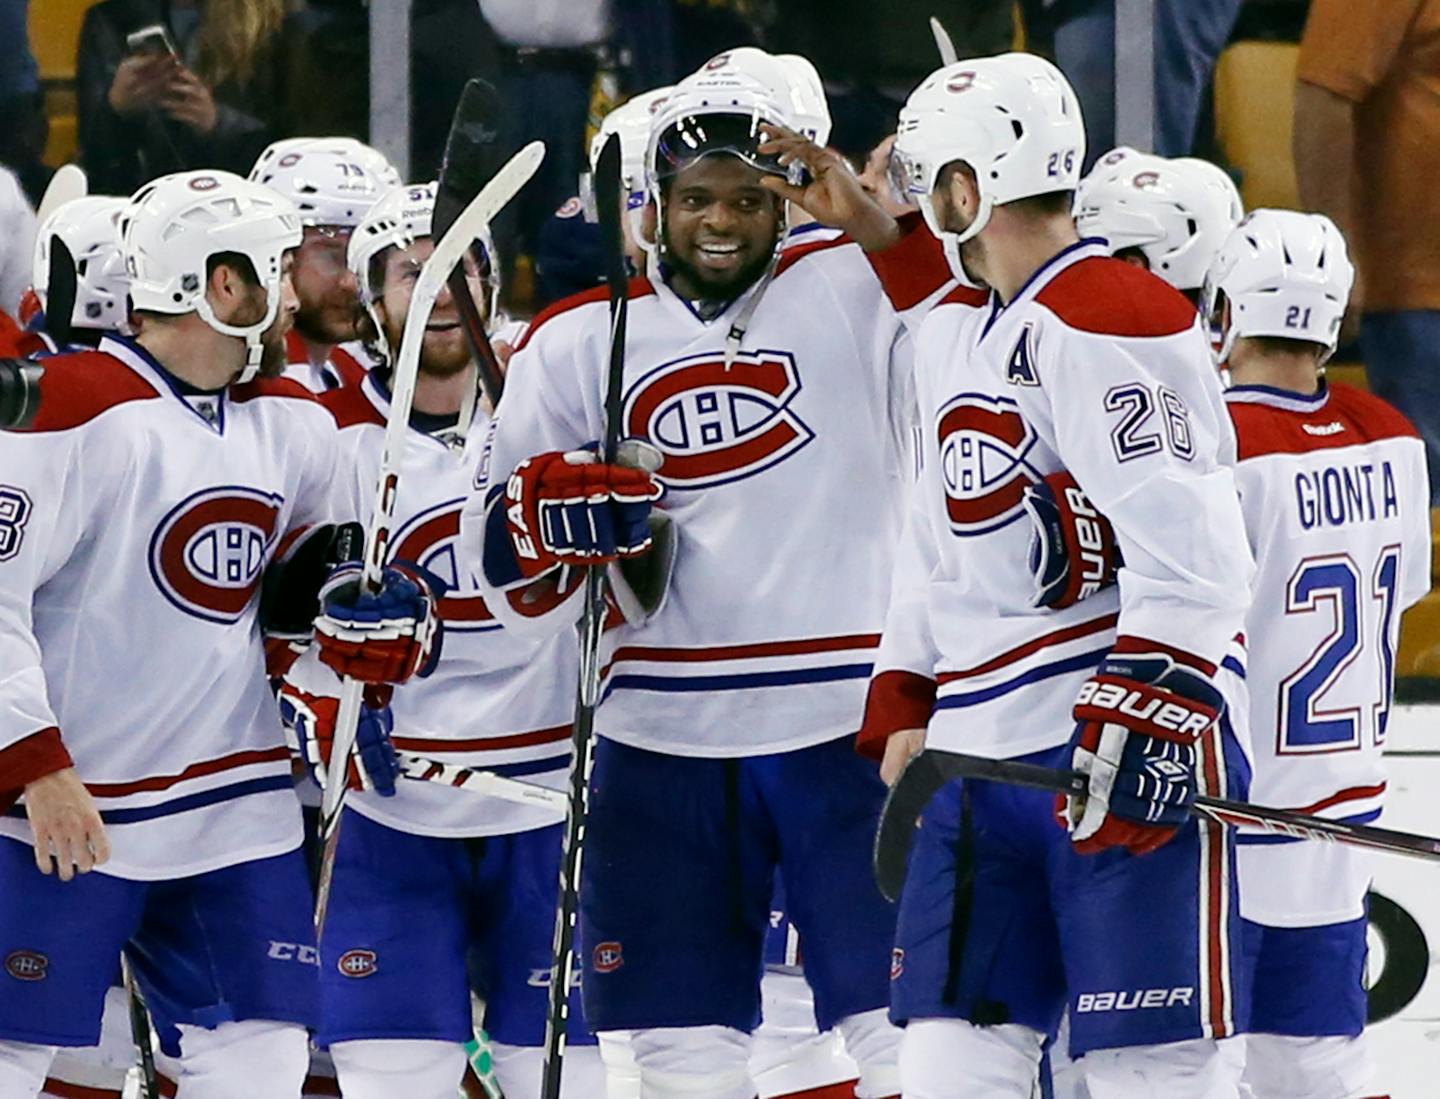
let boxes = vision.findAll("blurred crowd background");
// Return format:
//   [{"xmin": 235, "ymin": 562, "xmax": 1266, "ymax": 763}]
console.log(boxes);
[{"xmin": 12, "ymin": 0, "xmax": 1440, "ymax": 683}]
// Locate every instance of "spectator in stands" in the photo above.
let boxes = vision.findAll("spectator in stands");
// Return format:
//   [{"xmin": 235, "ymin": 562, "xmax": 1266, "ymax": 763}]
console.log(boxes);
[
  {"xmin": 0, "ymin": 0, "xmax": 49, "ymax": 208},
  {"xmin": 1038, "ymin": 0, "xmax": 1244, "ymax": 169},
  {"xmin": 76, "ymin": 0, "xmax": 288, "ymax": 195},
  {"xmin": 477, "ymin": 0, "xmax": 612, "ymax": 267},
  {"xmin": 1295, "ymin": 0, "xmax": 1440, "ymax": 504}
]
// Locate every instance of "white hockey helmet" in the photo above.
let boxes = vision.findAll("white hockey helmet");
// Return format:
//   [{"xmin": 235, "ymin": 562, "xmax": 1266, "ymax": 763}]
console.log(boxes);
[
  {"xmin": 1201, "ymin": 209, "xmax": 1354, "ymax": 365},
  {"xmin": 120, "ymin": 170, "xmax": 301, "ymax": 383},
  {"xmin": 347, "ymin": 181, "xmax": 498, "ymax": 358},
  {"xmin": 248, "ymin": 136, "xmax": 395, "ymax": 229},
  {"xmin": 892, "ymin": 53, "xmax": 1085, "ymax": 250},
  {"xmin": 32, "ymin": 195, "xmax": 130, "ymax": 332},
  {"xmin": 777, "ymin": 54, "xmax": 831, "ymax": 146},
  {"xmin": 589, "ymin": 86, "xmax": 676, "ymax": 195},
  {"xmin": 1075, "ymin": 149, "xmax": 1244, "ymax": 292}
]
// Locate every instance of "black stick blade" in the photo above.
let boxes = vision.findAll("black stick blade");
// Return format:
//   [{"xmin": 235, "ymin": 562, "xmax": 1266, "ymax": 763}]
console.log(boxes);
[{"xmin": 435, "ymin": 78, "xmax": 506, "ymax": 240}]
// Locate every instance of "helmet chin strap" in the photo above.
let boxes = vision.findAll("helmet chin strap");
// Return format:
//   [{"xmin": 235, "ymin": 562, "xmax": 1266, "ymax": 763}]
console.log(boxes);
[
  {"xmin": 195, "ymin": 281, "xmax": 281, "ymax": 385},
  {"xmin": 721, "ymin": 207, "xmax": 790, "ymax": 370},
  {"xmin": 919, "ymin": 191, "xmax": 990, "ymax": 289}
]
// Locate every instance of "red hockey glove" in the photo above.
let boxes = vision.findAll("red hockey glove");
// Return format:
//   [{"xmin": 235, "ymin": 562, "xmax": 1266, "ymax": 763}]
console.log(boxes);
[
  {"xmin": 314, "ymin": 562, "xmax": 443, "ymax": 686},
  {"xmin": 503, "ymin": 449, "xmax": 661, "ymax": 579},
  {"xmin": 1061, "ymin": 650, "xmax": 1224, "ymax": 855},
  {"xmin": 278, "ymin": 655, "xmax": 399, "ymax": 796},
  {"xmin": 1022, "ymin": 472, "xmax": 1121, "ymax": 609}
]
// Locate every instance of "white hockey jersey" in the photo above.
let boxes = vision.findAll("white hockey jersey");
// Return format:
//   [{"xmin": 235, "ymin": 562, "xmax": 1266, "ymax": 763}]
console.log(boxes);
[
  {"xmin": 309, "ymin": 370, "xmax": 574, "ymax": 836},
  {"xmin": 282, "ymin": 328, "xmax": 374, "ymax": 393},
  {"xmin": 1228, "ymin": 382, "xmax": 1431, "ymax": 925},
  {"xmin": 0, "ymin": 335, "xmax": 339, "ymax": 879},
  {"xmin": 865, "ymin": 240, "xmax": 1253, "ymax": 764},
  {"xmin": 465, "ymin": 236, "xmax": 926, "ymax": 758}
]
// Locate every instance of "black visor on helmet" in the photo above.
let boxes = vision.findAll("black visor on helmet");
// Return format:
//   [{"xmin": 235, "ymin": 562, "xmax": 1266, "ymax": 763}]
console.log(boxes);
[{"xmin": 654, "ymin": 112, "xmax": 790, "ymax": 182}]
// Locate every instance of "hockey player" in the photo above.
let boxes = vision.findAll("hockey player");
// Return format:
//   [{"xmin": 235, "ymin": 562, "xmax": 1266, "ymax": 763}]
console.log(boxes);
[
  {"xmin": 24, "ymin": 196, "xmax": 130, "ymax": 352},
  {"xmin": 468, "ymin": 62, "xmax": 920, "ymax": 1099},
  {"xmin": 0, "ymin": 169, "xmax": 434, "ymax": 1099},
  {"xmin": 250, "ymin": 137, "xmax": 398, "ymax": 392},
  {"xmin": 1204, "ymin": 210, "xmax": 1429, "ymax": 1099},
  {"xmin": 277, "ymin": 181, "xmax": 601, "ymax": 1099},
  {"xmin": 1075, "ymin": 149, "xmax": 1244, "ymax": 305},
  {"xmin": 777, "ymin": 54, "xmax": 1254, "ymax": 1096}
]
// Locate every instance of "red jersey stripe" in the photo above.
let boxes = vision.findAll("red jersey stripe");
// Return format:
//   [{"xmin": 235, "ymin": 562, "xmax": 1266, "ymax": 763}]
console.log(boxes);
[{"xmin": 86, "ymin": 746, "xmax": 292, "ymax": 798}]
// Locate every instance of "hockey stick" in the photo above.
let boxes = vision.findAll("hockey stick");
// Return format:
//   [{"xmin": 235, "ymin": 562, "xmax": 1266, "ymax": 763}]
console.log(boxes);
[
  {"xmin": 874, "ymin": 748, "xmax": 1440, "ymax": 902},
  {"xmin": 434, "ymin": 78, "xmax": 509, "ymax": 426},
  {"xmin": 36, "ymin": 164, "xmax": 86, "ymax": 225},
  {"xmin": 539, "ymin": 131, "xmax": 628, "ymax": 1099},
  {"xmin": 313, "ymin": 140, "xmax": 546, "ymax": 937},
  {"xmin": 397, "ymin": 754, "xmax": 567, "ymax": 812},
  {"xmin": 929, "ymin": 16, "xmax": 958, "ymax": 65},
  {"xmin": 120, "ymin": 955, "xmax": 160, "ymax": 1099}
]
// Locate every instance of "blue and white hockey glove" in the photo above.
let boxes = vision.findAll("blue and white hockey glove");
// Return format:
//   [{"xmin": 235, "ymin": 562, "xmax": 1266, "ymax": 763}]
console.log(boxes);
[
  {"xmin": 314, "ymin": 562, "xmax": 444, "ymax": 686},
  {"xmin": 491, "ymin": 449, "xmax": 661, "ymax": 582},
  {"xmin": 1062, "ymin": 649, "xmax": 1224, "ymax": 855},
  {"xmin": 1022, "ymin": 472, "xmax": 1121, "ymax": 609},
  {"xmin": 278, "ymin": 653, "xmax": 400, "ymax": 797}
]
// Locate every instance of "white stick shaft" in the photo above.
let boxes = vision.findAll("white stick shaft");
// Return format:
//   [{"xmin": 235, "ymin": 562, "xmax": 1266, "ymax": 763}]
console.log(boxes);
[
  {"xmin": 315, "ymin": 142, "xmax": 547, "ymax": 829},
  {"xmin": 398, "ymin": 756, "xmax": 568, "ymax": 812}
]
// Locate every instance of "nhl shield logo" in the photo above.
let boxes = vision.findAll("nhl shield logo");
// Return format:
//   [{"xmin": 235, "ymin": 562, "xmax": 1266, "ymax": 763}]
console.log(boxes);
[
  {"xmin": 4, "ymin": 950, "xmax": 48, "ymax": 981},
  {"xmin": 935, "ymin": 393, "xmax": 1041, "ymax": 536},
  {"xmin": 148, "ymin": 485, "xmax": 283, "ymax": 624},
  {"xmin": 337, "ymin": 949, "xmax": 378, "ymax": 978},
  {"xmin": 623, "ymin": 350, "xmax": 814, "ymax": 489},
  {"xmin": 592, "ymin": 942, "xmax": 624, "ymax": 973}
]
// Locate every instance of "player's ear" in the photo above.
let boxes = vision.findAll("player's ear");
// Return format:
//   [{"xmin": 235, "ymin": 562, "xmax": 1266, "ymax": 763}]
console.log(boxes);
[{"xmin": 640, "ymin": 201, "xmax": 658, "ymax": 246}]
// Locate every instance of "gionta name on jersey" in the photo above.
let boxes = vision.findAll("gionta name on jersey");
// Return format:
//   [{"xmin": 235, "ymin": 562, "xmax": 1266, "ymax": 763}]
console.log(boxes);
[
  {"xmin": 148, "ymin": 485, "xmax": 283, "ymax": 624},
  {"xmin": 934, "ymin": 392, "xmax": 1043, "ymax": 536},
  {"xmin": 622, "ymin": 349, "xmax": 814, "ymax": 489}
]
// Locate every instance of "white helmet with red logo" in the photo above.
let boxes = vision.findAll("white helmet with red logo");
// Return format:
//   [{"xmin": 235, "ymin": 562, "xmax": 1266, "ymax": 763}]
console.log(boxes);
[
  {"xmin": 590, "ymin": 86, "xmax": 676, "ymax": 195},
  {"xmin": 32, "ymin": 195, "xmax": 130, "ymax": 332},
  {"xmin": 347, "ymin": 181, "xmax": 499, "ymax": 358},
  {"xmin": 1202, "ymin": 209, "xmax": 1354, "ymax": 364},
  {"xmin": 696, "ymin": 47, "xmax": 831, "ymax": 146},
  {"xmin": 249, "ymin": 136, "xmax": 397, "ymax": 229},
  {"xmin": 1077, "ymin": 148, "xmax": 1243, "ymax": 292},
  {"xmin": 892, "ymin": 53, "xmax": 1085, "ymax": 250},
  {"xmin": 120, "ymin": 170, "xmax": 301, "ymax": 382}
]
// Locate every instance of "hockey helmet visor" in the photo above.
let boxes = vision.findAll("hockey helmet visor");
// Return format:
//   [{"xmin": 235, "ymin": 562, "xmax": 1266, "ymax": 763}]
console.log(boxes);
[{"xmin": 653, "ymin": 111, "xmax": 793, "ymax": 185}]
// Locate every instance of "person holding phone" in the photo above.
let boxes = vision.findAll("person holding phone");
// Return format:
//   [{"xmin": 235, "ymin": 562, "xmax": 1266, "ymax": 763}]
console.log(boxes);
[{"xmin": 76, "ymin": 0, "xmax": 289, "ymax": 195}]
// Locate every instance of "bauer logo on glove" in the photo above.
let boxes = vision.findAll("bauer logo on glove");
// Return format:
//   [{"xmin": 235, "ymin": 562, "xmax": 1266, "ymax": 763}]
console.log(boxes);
[
  {"xmin": 314, "ymin": 561, "xmax": 446, "ymax": 686},
  {"xmin": 1062, "ymin": 648, "xmax": 1224, "ymax": 856},
  {"xmin": 1022, "ymin": 471, "xmax": 1121, "ymax": 609}
]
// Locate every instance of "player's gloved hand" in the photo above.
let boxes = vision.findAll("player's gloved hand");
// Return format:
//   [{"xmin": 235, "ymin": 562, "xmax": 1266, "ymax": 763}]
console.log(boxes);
[
  {"xmin": 314, "ymin": 562, "xmax": 444, "ymax": 686},
  {"xmin": 279, "ymin": 668, "xmax": 400, "ymax": 797},
  {"xmin": 503, "ymin": 448, "xmax": 662, "ymax": 579},
  {"xmin": 1023, "ymin": 472, "xmax": 1121, "ymax": 609},
  {"xmin": 1061, "ymin": 650, "xmax": 1224, "ymax": 856}
]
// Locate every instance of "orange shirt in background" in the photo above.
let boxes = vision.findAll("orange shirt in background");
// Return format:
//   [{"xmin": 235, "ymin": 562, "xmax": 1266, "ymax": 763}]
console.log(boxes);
[{"xmin": 1298, "ymin": 0, "xmax": 1440, "ymax": 312}]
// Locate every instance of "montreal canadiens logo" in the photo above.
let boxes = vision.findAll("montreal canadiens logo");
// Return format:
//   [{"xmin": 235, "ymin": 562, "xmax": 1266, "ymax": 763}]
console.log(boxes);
[
  {"xmin": 4, "ymin": 950, "xmax": 48, "ymax": 981},
  {"xmin": 935, "ymin": 393, "xmax": 1041, "ymax": 535},
  {"xmin": 623, "ymin": 350, "xmax": 813, "ymax": 489},
  {"xmin": 593, "ymin": 942, "xmax": 624, "ymax": 973},
  {"xmin": 148, "ymin": 486, "xmax": 283, "ymax": 624},
  {"xmin": 390, "ymin": 499, "xmax": 494, "ymax": 631},
  {"xmin": 946, "ymin": 71, "xmax": 977, "ymax": 94},
  {"xmin": 1132, "ymin": 170, "xmax": 1161, "ymax": 191},
  {"xmin": 337, "ymin": 949, "xmax": 378, "ymax": 978}
]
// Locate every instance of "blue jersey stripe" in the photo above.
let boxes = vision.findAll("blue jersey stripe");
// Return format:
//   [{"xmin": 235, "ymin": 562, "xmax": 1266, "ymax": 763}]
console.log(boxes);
[
  {"xmin": 605, "ymin": 662, "xmax": 874, "ymax": 695},
  {"xmin": 6, "ymin": 773, "xmax": 297, "ymax": 825},
  {"xmin": 933, "ymin": 648, "xmax": 1110, "ymax": 711}
]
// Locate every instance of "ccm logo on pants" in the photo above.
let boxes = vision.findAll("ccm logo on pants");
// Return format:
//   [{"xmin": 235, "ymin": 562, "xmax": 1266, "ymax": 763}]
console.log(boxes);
[{"xmin": 1075, "ymin": 986, "xmax": 1195, "ymax": 1013}]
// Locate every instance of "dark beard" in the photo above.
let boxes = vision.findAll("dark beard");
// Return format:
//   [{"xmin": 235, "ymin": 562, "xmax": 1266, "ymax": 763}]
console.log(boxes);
[
  {"xmin": 257, "ymin": 333, "xmax": 289, "ymax": 378},
  {"xmin": 294, "ymin": 301, "xmax": 362, "ymax": 345},
  {"xmin": 663, "ymin": 241, "xmax": 775, "ymax": 305}
]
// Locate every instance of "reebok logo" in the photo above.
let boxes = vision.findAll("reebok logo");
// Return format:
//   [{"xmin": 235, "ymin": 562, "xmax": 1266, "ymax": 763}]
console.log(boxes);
[{"xmin": 1075, "ymin": 986, "xmax": 1194, "ymax": 1013}]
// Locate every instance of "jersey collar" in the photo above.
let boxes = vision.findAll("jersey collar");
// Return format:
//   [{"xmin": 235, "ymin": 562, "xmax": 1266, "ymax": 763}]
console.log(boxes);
[
  {"xmin": 1225, "ymin": 380, "xmax": 1331, "ymax": 413},
  {"xmin": 99, "ymin": 333, "xmax": 228, "ymax": 433},
  {"xmin": 979, "ymin": 237, "xmax": 1109, "ymax": 342},
  {"xmin": 363, "ymin": 366, "xmax": 472, "ymax": 446}
]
